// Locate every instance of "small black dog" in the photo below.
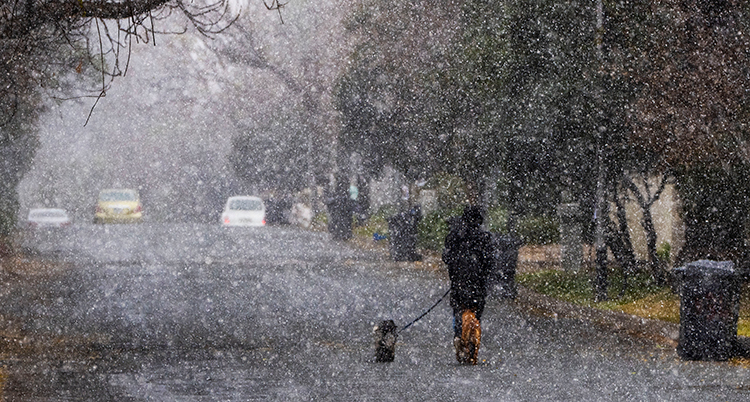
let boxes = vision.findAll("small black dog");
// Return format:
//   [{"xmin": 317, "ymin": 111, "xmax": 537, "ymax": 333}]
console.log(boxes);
[{"xmin": 374, "ymin": 320, "xmax": 398, "ymax": 362}]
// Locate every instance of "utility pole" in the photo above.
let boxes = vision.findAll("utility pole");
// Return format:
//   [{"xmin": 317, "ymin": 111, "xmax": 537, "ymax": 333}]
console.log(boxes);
[{"xmin": 594, "ymin": 0, "xmax": 608, "ymax": 302}]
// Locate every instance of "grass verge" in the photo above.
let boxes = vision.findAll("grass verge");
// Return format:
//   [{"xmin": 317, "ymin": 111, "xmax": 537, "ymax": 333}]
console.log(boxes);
[{"xmin": 518, "ymin": 269, "xmax": 750, "ymax": 337}]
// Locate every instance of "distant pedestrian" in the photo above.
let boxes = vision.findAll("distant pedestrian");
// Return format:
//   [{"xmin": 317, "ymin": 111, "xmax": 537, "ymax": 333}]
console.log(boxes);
[
  {"xmin": 325, "ymin": 177, "xmax": 354, "ymax": 241},
  {"xmin": 442, "ymin": 205, "xmax": 495, "ymax": 364}
]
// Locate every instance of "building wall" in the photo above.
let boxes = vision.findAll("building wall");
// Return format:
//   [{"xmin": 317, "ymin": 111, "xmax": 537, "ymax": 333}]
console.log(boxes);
[{"xmin": 619, "ymin": 180, "xmax": 683, "ymax": 265}]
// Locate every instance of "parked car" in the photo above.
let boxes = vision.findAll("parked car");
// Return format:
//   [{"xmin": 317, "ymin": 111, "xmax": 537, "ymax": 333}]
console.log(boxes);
[
  {"xmin": 221, "ymin": 196, "xmax": 266, "ymax": 227},
  {"xmin": 27, "ymin": 208, "xmax": 71, "ymax": 229},
  {"xmin": 94, "ymin": 189, "xmax": 143, "ymax": 224}
]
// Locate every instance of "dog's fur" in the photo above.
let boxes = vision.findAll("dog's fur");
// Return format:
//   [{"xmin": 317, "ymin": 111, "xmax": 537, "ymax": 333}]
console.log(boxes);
[
  {"xmin": 374, "ymin": 320, "xmax": 398, "ymax": 362},
  {"xmin": 455, "ymin": 310, "xmax": 481, "ymax": 365}
]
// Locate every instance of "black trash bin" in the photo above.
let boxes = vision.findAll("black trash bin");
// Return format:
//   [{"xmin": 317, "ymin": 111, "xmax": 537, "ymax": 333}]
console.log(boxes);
[
  {"xmin": 326, "ymin": 195, "xmax": 353, "ymax": 241},
  {"xmin": 491, "ymin": 235, "xmax": 523, "ymax": 299},
  {"xmin": 675, "ymin": 260, "xmax": 741, "ymax": 361},
  {"xmin": 388, "ymin": 207, "xmax": 422, "ymax": 262},
  {"xmin": 264, "ymin": 197, "xmax": 291, "ymax": 225}
]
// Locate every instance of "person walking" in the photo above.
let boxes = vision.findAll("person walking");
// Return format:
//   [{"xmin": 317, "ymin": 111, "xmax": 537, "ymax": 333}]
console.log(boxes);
[{"xmin": 442, "ymin": 205, "xmax": 496, "ymax": 364}]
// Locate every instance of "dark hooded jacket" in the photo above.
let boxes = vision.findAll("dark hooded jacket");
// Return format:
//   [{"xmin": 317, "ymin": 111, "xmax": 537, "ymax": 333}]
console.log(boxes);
[{"xmin": 442, "ymin": 207, "xmax": 495, "ymax": 314}]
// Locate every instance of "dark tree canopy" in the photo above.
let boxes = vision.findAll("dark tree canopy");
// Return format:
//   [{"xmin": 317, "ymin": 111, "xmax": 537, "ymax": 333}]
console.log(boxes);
[
  {"xmin": 626, "ymin": 1, "xmax": 750, "ymax": 262},
  {"xmin": 631, "ymin": 0, "xmax": 750, "ymax": 169},
  {"xmin": 336, "ymin": 0, "xmax": 614, "ymax": 217},
  {"xmin": 335, "ymin": 0, "xmax": 465, "ymax": 183}
]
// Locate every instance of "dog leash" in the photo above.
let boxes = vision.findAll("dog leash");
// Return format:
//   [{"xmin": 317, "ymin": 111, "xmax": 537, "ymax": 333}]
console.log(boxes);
[{"xmin": 399, "ymin": 288, "xmax": 451, "ymax": 333}]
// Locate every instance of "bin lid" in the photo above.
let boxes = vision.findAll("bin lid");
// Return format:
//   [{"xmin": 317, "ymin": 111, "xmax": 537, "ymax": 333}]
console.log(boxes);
[
  {"xmin": 675, "ymin": 260, "xmax": 735, "ymax": 277},
  {"xmin": 491, "ymin": 233, "xmax": 524, "ymax": 247}
]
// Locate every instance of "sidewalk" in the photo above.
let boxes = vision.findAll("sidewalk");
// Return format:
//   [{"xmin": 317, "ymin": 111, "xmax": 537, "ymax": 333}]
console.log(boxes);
[
  {"xmin": 391, "ymin": 244, "xmax": 682, "ymax": 347},
  {"xmin": 416, "ymin": 245, "xmax": 750, "ymax": 359},
  {"xmin": 354, "ymin": 236, "xmax": 750, "ymax": 357},
  {"xmin": 514, "ymin": 246, "xmax": 750, "ymax": 360}
]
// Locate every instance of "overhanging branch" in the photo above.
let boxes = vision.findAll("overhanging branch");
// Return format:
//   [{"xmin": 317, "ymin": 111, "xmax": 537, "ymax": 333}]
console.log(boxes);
[{"xmin": 1, "ymin": 0, "xmax": 172, "ymax": 40}]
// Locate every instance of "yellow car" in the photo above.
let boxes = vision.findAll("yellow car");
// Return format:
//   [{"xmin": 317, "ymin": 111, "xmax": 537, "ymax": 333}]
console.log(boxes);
[{"xmin": 94, "ymin": 189, "xmax": 143, "ymax": 224}]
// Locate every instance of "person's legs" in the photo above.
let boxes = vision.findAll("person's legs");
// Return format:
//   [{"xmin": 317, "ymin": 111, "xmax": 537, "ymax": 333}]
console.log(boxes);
[
  {"xmin": 452, "ymin": 309, "xmax": 463, "ymax": 339},
  {"xmin": 474, "ymin": 297, "xmax": 486, "ymax": 322}
]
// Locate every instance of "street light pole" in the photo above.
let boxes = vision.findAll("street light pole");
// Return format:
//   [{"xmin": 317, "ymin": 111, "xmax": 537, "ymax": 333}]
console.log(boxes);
[{"xmin": 594, "ymin": 0, "xmax": 608, "ymax": 302}]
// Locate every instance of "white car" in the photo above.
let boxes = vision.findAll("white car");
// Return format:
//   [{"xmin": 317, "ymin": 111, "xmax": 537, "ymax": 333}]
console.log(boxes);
[
  {"xmin": 27, "ymin": 208, "xmax": 72, "ymax": 229},
  {"xmin": 221, "ymin": 196, "xmax": 266, "ymax": 227}
]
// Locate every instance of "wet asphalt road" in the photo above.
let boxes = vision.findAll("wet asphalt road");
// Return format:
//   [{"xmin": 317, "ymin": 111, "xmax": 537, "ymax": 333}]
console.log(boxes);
[{"xmin": 4, "ymin": 223, "xmax": 750, "ymax": 401}]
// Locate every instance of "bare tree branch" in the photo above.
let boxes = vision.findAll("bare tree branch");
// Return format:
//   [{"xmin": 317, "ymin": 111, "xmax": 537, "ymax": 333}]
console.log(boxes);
[
  {"xmin": 1, "ymin": 0, "xmax": 242, "ymax": 126},
  {"xmin": 263, "ymin": 0, "xmax": 287, "ymax": 24}
]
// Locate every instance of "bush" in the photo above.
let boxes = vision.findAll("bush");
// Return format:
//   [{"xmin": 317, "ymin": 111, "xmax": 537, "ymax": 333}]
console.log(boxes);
[
  {"xmin": 424, "ymin": 173, "xmax": 467, "ymax": 211},
  {"xmin": 417, "ymin": 207, "xmax": 559, "ymax": 250},
  {"xmin": 357, "ymin": 203, "xmax": 558, "ymax": 250},
  {"xmin": 417, "ymin": 207, "xmax": 462, "ymax": 251},
  {"xmin": 309, "ymin": 212, "xmax": 328, "ymax": 231},
  {"xmin": 517, "ymin": 215, "xmax": 559, "ymax": 245},
  {"xmin": 353, "ymin": 205, "xmax": 396, "ymax": 238},
  {"xmin": 518, "ymin": 268, "xmax": 667, "ymax": 307},
  {"xmin": 657, "ymin": 242, "xmax": 671, "ymax": 263},
  {"xmin": 486, "ymin": 206, "xmax": 508, "ymax": 234}
]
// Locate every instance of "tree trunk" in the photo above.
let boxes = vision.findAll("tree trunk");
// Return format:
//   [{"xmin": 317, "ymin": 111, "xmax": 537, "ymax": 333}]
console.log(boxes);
[
  {"xmin": 594, "ymin": 174, "xmax": 609, "ymax": 302},
  {"xmin": 358, "ymin": 174, "xmax": 371, "ymax": 217},
  {"xmin": 608, "ymin": 192, "xmax": 637, "ymax": 296},
  {"xmin": 593, "ymin": 0, "xmax": 608, "ymax": 302},
  {"xmin": 623, "ymin": 173, "xmax": 669, "ymax": 286},
  {"xmin": 464, "ymin": 175, "xmax": 483, "ymax": 207},
  {"xmin": 641, "ymin": 207, "xmax": 664, "ymax": 285}
]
